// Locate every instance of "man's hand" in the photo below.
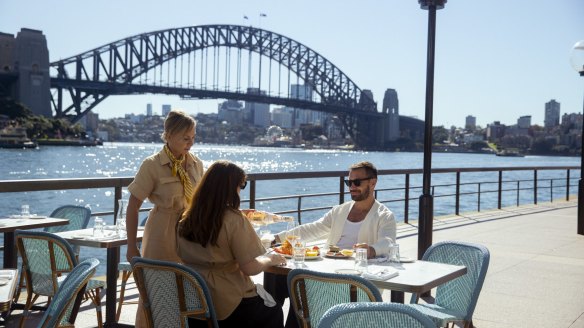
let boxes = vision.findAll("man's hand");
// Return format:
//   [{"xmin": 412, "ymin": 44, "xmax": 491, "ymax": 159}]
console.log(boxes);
[{"xmin": 354, "ymin": 243, "xmax": 376, "ymax": 259}]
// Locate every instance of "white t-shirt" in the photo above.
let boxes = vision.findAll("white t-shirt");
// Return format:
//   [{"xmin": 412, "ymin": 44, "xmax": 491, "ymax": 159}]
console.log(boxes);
[{"xmin": 336, "ymin": 219, "xmax": 364, "ymax": 249}]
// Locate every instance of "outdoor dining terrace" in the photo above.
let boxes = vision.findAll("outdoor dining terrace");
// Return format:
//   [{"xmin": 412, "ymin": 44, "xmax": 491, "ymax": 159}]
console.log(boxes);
[{"xmin": 0, "ymin": 165, "xmax": 582, "ymax": 327}]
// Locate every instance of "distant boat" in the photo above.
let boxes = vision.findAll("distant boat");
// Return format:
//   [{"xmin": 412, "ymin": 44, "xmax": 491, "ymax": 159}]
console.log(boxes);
[
  {"xmin": 0, "ymin": 127, "xmax": 37, "ymax": 149},
  {"xmin": 496, "ymin": 150, "xmax": 525, "ymax": 157}
]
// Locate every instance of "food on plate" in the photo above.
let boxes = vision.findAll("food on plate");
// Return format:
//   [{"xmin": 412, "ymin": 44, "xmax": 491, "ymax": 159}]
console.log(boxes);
[
  {"xmin": 328, "ymin": 245, "xmax": 340, "ymax": 253},
  {"xmin": 274, "ymin": 242, "xmax": 320, "ymax": 257},
  {"xmin": 340, "ymin": 249, "xmax": 354, "ymax": 257}
]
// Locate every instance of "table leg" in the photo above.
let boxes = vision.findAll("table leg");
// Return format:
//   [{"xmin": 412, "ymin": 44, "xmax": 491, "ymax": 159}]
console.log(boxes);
[
  {"xmin": 391, "ymin": 290, "xmax": 405, "ymax": 303},
  {"xmin": 3, "ymin": 232, "xmax": 16, "ymax": 269},
  {"xmin": 104, "ymin": 247, "xmax": 134, "ymax": 328}
]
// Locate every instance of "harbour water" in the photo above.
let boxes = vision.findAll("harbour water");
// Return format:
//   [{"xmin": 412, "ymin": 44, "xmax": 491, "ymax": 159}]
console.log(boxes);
[{"xmin": 0, "ymin": 142, "xmax": 580, "ymax": 275}]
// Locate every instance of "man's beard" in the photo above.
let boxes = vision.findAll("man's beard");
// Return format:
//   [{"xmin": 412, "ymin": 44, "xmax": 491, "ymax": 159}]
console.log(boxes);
[{"xmin": 350, "ymin": 185, "xmax": 370, "ymax": 201}]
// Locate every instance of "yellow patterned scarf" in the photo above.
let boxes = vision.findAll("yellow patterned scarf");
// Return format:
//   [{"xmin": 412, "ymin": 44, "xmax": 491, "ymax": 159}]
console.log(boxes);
[{"xmin": 164, "ymin": 145, "xmax": 194, "ymax": 204}]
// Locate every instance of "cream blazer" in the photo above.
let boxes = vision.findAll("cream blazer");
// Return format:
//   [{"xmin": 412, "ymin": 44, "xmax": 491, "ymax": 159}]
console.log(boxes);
[{"xmin": 277, "ymin": 200, "xmax": 396, "ymax": 255}]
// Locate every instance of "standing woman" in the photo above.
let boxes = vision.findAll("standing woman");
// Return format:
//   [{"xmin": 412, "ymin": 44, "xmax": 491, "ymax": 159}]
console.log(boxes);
[
  {"xmin": 177, "ymin": 160, "xmax": 286, "ymax": 328},
  {"xmin": 126, "ymin": 110, "xmax": 204, "ymax": 327}
]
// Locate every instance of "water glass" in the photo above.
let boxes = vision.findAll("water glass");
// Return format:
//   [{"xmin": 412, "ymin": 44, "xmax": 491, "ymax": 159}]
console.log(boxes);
[
  {"xmin": 21, "ymin": 204, "xmax": 30, "ymax": 217},
  {"xmin": 260, "ymin": 229, "xmax": 272, "ymax": 249},
  {"xmin": 116, "ymin": 199, "xmax": 127, "ymax": 238},
  {"xmin": 293, "ymin": 240, "xmax": 306, "ymax": 266},
  {"xmin": 389, "ymin": 244, "xmax": 400, "ymax": 263},
  {"xmin": 354, "ymin": 248, "xmax": 368, "ymax": 273},
  {"xmin": 93, "ymin": 217, "xmax": 104, "ymax": 237}
]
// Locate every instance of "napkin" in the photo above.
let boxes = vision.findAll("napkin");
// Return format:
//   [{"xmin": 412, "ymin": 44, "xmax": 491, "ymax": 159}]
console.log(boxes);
[
  {"xmin": 255, "ymin": 284, "xmax": 276, "ymax": 307},
  {"xmin": 361, "ymin": 267, "xmax": 398, "ymax": 281},
  {"xmin": 0, "ymin": 271, "xmax": 15, "ymax": 280}
]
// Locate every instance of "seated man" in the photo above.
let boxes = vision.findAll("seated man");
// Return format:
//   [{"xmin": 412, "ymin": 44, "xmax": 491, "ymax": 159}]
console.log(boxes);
[
  {"xmin": 274, "ymin": 161, "xmax": 396, "ymax": 258},
  {"xmin": 267, "ymin": 161, "xmax": 397, "ymax": 328}
]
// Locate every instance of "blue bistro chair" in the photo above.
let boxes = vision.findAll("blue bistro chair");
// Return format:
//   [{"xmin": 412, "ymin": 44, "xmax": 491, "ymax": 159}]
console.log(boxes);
[
  {"xmin": 409, "ymin": 241, "xmax": 490, "ymax": 328},
  {"xmin": 287, "ymin": 268, "xmax": 383, "ymax": 328},
  {"xmin": 44, "ymin": 205, "xmax": 92, "ymax": 234},
  {"xmin": 15, "ymin": 230, "xmax": 105, "ymax": 328},
  {"xmin": 116, "ymin": 216, "xmax": 148, "ymax": 321},
  {"xmin": 36, "ymin": 258, "xmax": 100, "ymax": 328},
  {"xmin": 318, "ymin": 302, "xmax": 435, "ymax": 328},
  {"xmin": 131, "ymin": 257, "xmax": 219, "ymax": 328}
]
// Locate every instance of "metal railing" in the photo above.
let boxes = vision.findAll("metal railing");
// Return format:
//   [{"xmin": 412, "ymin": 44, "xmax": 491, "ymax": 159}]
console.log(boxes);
[{"xmin": 0, "ymin": 166, "xmax": 579, "ymax": 224}]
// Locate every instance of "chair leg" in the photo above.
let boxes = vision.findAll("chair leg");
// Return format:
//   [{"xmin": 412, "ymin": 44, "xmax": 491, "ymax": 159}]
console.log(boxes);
[
  {"xmin": 116, "ymin": 269, "xmax": 133, "ymax": 322},
  {"xmin": 86, "ymin": 288, "xmax": 104, "ymax": 328},
  {"xmin": 18, "ymin": 292, "xmax": 35, "ymax": 328}
]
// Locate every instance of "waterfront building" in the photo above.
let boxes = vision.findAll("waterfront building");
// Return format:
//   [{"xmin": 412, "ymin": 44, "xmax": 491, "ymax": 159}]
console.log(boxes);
[
  {"xmin": 146, "ymin": 103, "xmax": 152, "ymax": 116},
  {"xmin": 271, "ymin": 107, "xmax": 293, "ymax": 129},
  {"xmin": 244, "ymin": 88, "xmax": 270, "ymax": 127},
  {"xmin": 161, "ymin": 104, "xmax": 171, "ymax": 117},
  {"xmin": 382, "ymin": 88, "xmax": 400, "ymax": 142},
  {"xmin": 218, "ymin": 99, "xmax": 243, "ymax": 124},
  {"xmin": 544, "ymin": 99, "xmax": 560, "ymax": 128},
  {"xmin": 0, "ymin": 28, "xmax": 51, "ymax": 117},
  {"xmin": 81, "ymin": 111, "xmax": 99, "ymax": 134},
  {"xmin": 465, "ymin": 115, "xmax": 476, "ymax": 131},
  {"xmin": 517, "ymin": 115, "xmax": 531, "ymax": 129},
  {"xmin": 486, "ymin": 121, "xmax": 505, "ymax": 142}
]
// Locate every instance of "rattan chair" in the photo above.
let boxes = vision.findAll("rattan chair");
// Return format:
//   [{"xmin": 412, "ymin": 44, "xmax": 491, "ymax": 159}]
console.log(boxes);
[
  {"xmin": 36, "ymin": 258, "xmax": 100, "ymax": 328},
  {"xmin": 16, "ymin": 230, "xmax": 105, "ymax": 328},
  {"xmin": 287, "ymin": 268, "xmax": 383, "ymax": 328},
  {"xmin": 409, "ymin": 241, "xmax": 490, "ymax": 328},
  {"xmin": 116, "ymin": 216, "xmax": 148, "ymax": 321},
  {"xmin": 318, "ymin": 302, "xmax": 436, "ymax": 328},
  {"xmin": 131, "ymin": 257, "xmax": 218, "ymax": 328},
  {"xmin": 44, "ymin": 205, "xmax": 92, "ymax": 234}
]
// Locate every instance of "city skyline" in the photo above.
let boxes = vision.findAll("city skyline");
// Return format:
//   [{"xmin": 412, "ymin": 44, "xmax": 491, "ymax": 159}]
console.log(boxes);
[{"xmin": 1, "ymin": 0, "xmax": 583, "ymax": 128}]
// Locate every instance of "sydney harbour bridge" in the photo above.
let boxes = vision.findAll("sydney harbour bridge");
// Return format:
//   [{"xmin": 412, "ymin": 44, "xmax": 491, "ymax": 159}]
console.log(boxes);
[{"xmin": 41, "ymin": 25, "xmax": 392, "ymax": 148}]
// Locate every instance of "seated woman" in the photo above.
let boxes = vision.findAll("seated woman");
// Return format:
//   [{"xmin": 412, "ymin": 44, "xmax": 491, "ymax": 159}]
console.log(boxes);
[{"xmin": 176, "ymin": 160, "xmax": 286, "ymax": 328}]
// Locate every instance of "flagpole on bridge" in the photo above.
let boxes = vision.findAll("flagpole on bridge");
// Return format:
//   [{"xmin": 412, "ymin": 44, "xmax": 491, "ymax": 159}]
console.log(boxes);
[{"xmin": 417, "ymin": 0, "xmax": 447, "ymax": 260}]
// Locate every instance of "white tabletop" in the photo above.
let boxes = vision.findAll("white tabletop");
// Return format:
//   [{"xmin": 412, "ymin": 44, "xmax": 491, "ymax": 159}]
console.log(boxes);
[
  {"xmin": 56, "ymin": 228, "xmax": 144, "ymax": 248},
  {"xmin": 0, "ymin": 216, "xmax": 68, "ymax": 232}
]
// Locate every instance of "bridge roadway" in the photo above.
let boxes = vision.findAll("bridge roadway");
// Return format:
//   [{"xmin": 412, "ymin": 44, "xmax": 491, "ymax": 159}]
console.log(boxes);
[{"xmin": 5, "ymin": 200, "xmax": 583, "ymax": 327}]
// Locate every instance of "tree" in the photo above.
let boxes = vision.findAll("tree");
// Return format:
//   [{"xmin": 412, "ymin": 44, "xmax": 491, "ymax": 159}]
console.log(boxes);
[
  {"xmin": 0, "ymin": 96, "xmax": 33, "ymax": 119},
  {"xmin": 432, "ymin": 126, "xmax": 449, "ymax": 144}
]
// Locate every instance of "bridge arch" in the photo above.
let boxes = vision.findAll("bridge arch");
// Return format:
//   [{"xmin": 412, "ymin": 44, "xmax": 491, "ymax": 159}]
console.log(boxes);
[{"xmin": 50, "ymin": 25, "xmax": 383, "ymax": 147}]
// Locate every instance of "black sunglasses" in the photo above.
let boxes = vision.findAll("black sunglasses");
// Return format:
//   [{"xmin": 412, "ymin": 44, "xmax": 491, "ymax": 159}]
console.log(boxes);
[
  {"xmin": 344, "ymin": 177, "xmax": 374, "ymax": 187},
  {"xmin": 240, "ymin": 181, "xmax": 248, "ymax": 190}
]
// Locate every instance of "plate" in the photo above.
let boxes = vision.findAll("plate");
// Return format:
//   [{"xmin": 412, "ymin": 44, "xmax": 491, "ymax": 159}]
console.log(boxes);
[
  {"xmin": 281, "ymin": 254, "xmax": 322, "ymax": 261},
  {"xmin": 28, "ymin": 216, "xmax": 47, "ymax": 220},
  {"xmin": 325, "ymin": 251, "xmax": 352, "ymax": 259},
  {"xmin": 0, "ymin": 279, "xmax": 9, "ymax": 286},
  {"xmin": 399, "ymin": 257, "xmax": 416, "ymax": 263},
  {"xmin": 334, "ymin": 268, "xmax": 361, "ymax": 275},
  {"xmin": 71, "ymin": 234, "xmax": 90, "ymax": 239}
]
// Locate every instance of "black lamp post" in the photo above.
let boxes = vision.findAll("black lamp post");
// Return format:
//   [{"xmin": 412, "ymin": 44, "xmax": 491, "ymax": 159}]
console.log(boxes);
[
  {"xmin": 570, "ymin": 40, "xmax": 584, "ymax": 235},
  {"xmin": 417, "ymin": 0, "xmax": 446, "ymax": 259}
]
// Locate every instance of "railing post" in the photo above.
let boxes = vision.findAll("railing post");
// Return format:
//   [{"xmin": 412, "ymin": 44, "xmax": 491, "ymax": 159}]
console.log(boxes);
[
  {"xmin": 455, "ymin": 171, "xmax": 460, "ymax": 215},
  {"xmin": 534, "ymin": 170, "xmax": 538, "ymax": 205},
  {"xmin": 339, "ymin": 177, "xmax": 345, "ymax": 204},
  {"xmin": 404, "ymin": 174, "xmax": 410, "ymax": 224},
  {"xmin": 517, "ymin": 181, "xmax": 520, "ymax": 206},
  {"xmin": 297, "ymin": 196, "xmax": 302, "ymax": 224},
  {"xmin": 498, "ymin": 170, "xmax": 503, "ymax": 209},
  {"xmin": 566, "ymin": 169, "xmax": 571, "ymax": 201},
  {"xmin": 478, "ymin": 183, "xmax": 481, "ymax": 212},
  {"xmin": 550, "ymin": 179, "xmax": 553, "ymax": 203},
  {"xmin": 250, "ymin": 180, "xmax": 256, "ymax": 210}
]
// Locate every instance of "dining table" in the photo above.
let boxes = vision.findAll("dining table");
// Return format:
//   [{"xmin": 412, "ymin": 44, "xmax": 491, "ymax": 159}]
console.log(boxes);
[
  {"xmin": 0, "ymin": 216, "xmax": 68, "ymax": 268},
  {"xmin": 0, "ymin": 269, "xmax": 18, "ymax": 318},
  {"xmin": 56, "ymin": 227, "xmax": 144, "ymax": 328},
  {"xmin": 265, "ymin": 252, "xmax": 467, "ymax": 303}
]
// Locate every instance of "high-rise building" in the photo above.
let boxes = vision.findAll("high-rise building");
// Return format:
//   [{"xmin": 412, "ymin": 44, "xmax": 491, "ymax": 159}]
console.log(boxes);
[
  {"xmin": 291, "ymin": 84, "xmax": 325, "ymax": 127},
  {"xmin": 162, "ymin": 104, "xmax": 171, "ymax": 117},
  {"xmin": 382, "ymin": 89, "xmax": 399, "ymax": 141},
  {"xmin": 465, "ymin": 115, "xmax": 476, "ymax": 130},
  {"xmin": 517, "ymin": 115, "xmax": 531, "ymax": 129},
  {"xmin": 146, "ymin": 103, "xmax": 152, "ymax": 116},
  {"xmin": 544, "ymin": 99, "xmax": 560, "ymax": 128},
  {"xmin": 244, "ymin": 88, "xmax": 270, "ymax": 127},
  {"xmin": 218, "ymin": 99, "xmax": 243, "ymax": 124},
  {"xmin": 271, "ymin": 107, "xmax": 294, "ymax": 129}
]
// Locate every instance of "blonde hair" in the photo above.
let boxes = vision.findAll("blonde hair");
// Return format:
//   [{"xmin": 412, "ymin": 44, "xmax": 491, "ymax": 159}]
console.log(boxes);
[{"xmin": 161, "ymin": 110, "xmax": 196, "ymax": 142}]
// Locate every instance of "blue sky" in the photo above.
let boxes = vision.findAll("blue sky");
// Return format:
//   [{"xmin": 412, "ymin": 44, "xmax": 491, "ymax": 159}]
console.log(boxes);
[{"xmin": 1, "ymin": 0, "xmax": 583, "ymax": 128}]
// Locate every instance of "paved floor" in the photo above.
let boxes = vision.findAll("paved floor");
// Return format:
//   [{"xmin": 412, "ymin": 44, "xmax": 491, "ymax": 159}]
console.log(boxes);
[{"xmin": 3, "ymin": 200, "xmax": 584, "ymax": 327}]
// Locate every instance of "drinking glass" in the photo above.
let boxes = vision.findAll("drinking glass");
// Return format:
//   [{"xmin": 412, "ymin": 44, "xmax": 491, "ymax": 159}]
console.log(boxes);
[
  {"xmin": 293, "ymin": 240, "xmax": 306, "ymax": 266},
  {"xmin": 389, "ymin": 244, "xmax": 400, "ymax": 263},
  {"xmin": 21, "ymin": 204, "xmax": 30, "ymax": 217},
  {"xmin": 260, "ymin": 229, "xmax": 272, "ymax": 249},
  {"xmin": 93, "ymin": 217, "xmax": 104, "ymax": 237},
  {"xmin": 116, "ymin": 199, "xmax": 127, "ymax": 238},
  {"xmin": 354, "ymin": 248, "xmax": 368, "ymax": 273},
  {"xmin": 285, "ymin": 221, "xmax": 299, "ymax": 245}
]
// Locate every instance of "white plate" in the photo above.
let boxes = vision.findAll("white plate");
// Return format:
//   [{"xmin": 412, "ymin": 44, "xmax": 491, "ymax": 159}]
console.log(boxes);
[
  {"xmin": 399, "ymin": 257, "xmax": 416, "ymax": 263},
  {"xmin": 71, "ymin": 234, "xmax": 90, "ymax": 239},
  {"xmin": 282, "ymin": 254, "xmax": 322, "ymax": 261},
  {"xmin": 334, "ymin": 268, "xmax": 361, "ymax": 275},
  {"xmin": 28, "ymin": 216, "xmax": 47, "ymax": 220},
  {"xmin": 0, "ymin": 279, "xmax": 9, "ymax": 286}
]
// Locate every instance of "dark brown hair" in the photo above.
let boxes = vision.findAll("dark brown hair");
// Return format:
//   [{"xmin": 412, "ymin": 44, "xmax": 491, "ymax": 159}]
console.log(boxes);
[
  {"xmin": 349, "ymin": 161, "xmax": 378, "ymax": 179},
  {"xmin": 177, "ymin": 160, "xmax": 246, "ymax": 247}
]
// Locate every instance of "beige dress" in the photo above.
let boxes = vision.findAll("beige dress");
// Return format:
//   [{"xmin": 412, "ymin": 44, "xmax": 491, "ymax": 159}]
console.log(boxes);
[
  {"xmin": 177, "ymin": 208, "xmax": 266, "ymax": 320},
  {"xmin": 128, "ymin": 148, "xmax": 204, "ymax": 262}
]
